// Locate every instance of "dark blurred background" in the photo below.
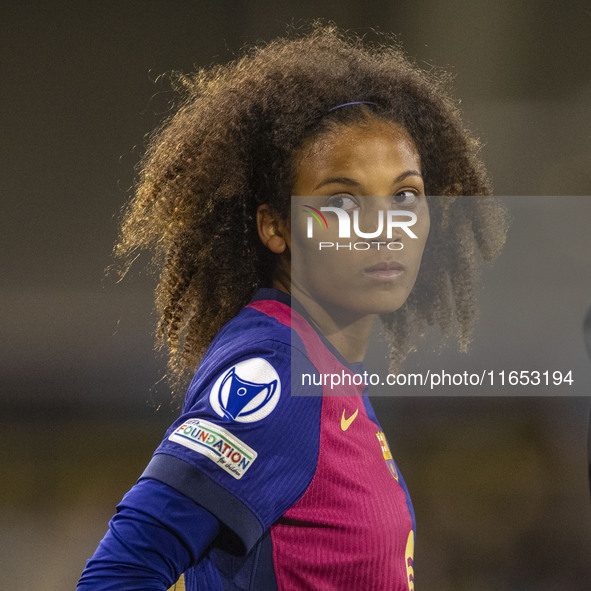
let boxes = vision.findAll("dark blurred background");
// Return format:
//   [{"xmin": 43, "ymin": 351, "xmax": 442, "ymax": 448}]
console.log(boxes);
[{"xmin": 2, "ymin": 1, "xmax": 590, "ymax": 589}]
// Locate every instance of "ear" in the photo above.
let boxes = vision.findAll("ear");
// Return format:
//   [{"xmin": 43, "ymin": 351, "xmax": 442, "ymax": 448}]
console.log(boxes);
[{"xmin": 257, "ymin": 204, "xmax": 289, "ymax": 254}]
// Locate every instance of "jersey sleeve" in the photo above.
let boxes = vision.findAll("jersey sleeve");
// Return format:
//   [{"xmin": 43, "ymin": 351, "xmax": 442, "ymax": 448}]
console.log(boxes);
[
  {"xmin": 141, "ymin": 338, "xmax": 322, "ymax": 554},
  {"xmin": 77, "ymin": 478, "xmax": 220, "ymax": 591}
]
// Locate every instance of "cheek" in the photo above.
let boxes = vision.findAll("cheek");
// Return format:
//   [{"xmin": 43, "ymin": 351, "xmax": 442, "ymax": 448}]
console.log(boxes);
[
  {"xmin": 289, "ymin": 220, "xmax": 352, "ymax": 287},
  {"xmin": 422, "ymin": 214, "xmax": 431, "ymax": 252},
  {"xmin": 289, "ymin": 205, "xmax": 340, "ymax": 254},
  {"xmin": 289, "ymin": 214, "xmax": 311, "ymax": 252},
  {"xmin": 404, "ymin": 205, "xmax": 430, "ymax": 276},
  {"xmin": 415, "ymin": 205, "xmax": 430, "ymax": 253}
]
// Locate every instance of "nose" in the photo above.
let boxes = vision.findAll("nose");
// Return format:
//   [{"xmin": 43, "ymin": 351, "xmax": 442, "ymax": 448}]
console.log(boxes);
[{"xmin": 355, "ymin": 197, "xmax": 404, "ymax": 247}]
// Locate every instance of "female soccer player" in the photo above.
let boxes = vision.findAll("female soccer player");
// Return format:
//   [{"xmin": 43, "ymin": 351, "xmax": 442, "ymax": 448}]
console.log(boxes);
[{"xmin": 77, "ymin": 25, "xmax": 507, "ymax": 591}]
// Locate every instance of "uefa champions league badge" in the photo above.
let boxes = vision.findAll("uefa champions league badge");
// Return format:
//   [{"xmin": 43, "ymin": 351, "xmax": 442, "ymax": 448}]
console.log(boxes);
[{"xmin": 209, "ymin": 357, "xmax": 281, "ymax": 423}]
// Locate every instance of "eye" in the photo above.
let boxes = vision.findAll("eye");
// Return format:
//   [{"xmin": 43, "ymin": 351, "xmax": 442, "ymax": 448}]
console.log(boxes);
[
  {"xmin": 326, "ymin": 195, "xmax": 358, "ymax": 210},
  {"xmin": 393, "ymin": 190, "xmax": 418, "ymax": 205}
]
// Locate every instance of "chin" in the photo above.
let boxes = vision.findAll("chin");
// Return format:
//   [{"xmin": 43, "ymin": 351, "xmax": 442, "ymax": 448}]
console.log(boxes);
[{"xmin": 328, "ymin": 292, "xmax": 409, "ymax": 317}]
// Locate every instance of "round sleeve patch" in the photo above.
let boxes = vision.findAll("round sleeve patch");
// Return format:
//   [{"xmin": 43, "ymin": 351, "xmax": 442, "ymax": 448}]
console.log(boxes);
[{"xmin": 209, "ymin": 357, "xmax": 282, "ymax": 423}]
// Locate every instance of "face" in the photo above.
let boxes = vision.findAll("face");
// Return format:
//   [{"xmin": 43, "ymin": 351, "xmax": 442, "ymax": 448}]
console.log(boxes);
[{"xmin": 287, "ymin": 119, "xmax": 430, "ymax": 317}]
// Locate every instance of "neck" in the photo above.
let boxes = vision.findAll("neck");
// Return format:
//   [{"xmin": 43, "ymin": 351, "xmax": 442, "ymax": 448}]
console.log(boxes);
[{"xmin": 273, "ymin": 279, "xmax": 375, "ymax": 363}]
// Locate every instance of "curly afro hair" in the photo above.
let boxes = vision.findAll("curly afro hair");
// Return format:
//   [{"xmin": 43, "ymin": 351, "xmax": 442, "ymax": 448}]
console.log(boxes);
[{"xmin": 113, "ymin": 23, "xmax": 509, "ymax": 397}]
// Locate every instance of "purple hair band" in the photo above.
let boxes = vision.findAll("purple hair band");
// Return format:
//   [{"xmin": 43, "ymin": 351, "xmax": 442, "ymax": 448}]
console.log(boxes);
[{"xmin": 327, "ymin": 101, "xmax": 378, "ymax": 112}]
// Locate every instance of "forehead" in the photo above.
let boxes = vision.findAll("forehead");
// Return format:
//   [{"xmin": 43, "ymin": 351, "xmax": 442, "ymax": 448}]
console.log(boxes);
[{"xmin": 293, "ymin": 120, "xmax": 421, "ymax": 185}]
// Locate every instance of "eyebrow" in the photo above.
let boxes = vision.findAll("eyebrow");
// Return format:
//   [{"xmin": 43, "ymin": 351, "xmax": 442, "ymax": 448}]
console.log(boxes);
[{"xmin": 313, "ymin": 170, "xmax": 423, "ymax": 191}]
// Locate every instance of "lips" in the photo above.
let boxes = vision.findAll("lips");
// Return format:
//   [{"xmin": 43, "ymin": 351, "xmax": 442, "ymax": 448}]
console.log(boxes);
[
  {"xmin": 363, "ymin": 261, "xmax": 405, "ymax": 280},
  {"xmin": 364, "ymin": 261, "xmax": 404, "ymax": 273}
]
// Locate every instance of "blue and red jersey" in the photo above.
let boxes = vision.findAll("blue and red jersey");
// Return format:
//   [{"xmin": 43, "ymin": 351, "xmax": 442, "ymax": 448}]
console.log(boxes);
[{"xmin": 143, "ymin": 287, "xmax": 415, "ymax": 590}]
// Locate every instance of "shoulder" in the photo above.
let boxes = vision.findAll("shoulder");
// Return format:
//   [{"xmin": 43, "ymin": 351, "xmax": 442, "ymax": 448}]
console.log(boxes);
[
  {"xmin": 184, "ymin": 301, "xmax": 295, "ymax": 410},
  {"xmin": 217, "ymin": 299, "xmax": 295, "ymax": 351},
  {"xmin": 185, "ymin": 297, "xmax": 319, "ymax": 407}
]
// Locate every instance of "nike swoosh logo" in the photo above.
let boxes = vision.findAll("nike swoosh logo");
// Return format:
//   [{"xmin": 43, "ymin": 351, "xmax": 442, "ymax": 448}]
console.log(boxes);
[{"xmin": 341, "ymin": 408, "xmax": 359, "ymax": 431}]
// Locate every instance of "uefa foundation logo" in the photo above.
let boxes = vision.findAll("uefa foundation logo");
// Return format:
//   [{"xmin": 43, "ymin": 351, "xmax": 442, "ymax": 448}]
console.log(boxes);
[{"xmin": 301, "ymin": 204, "xmax": 419, "ymax": 250}]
